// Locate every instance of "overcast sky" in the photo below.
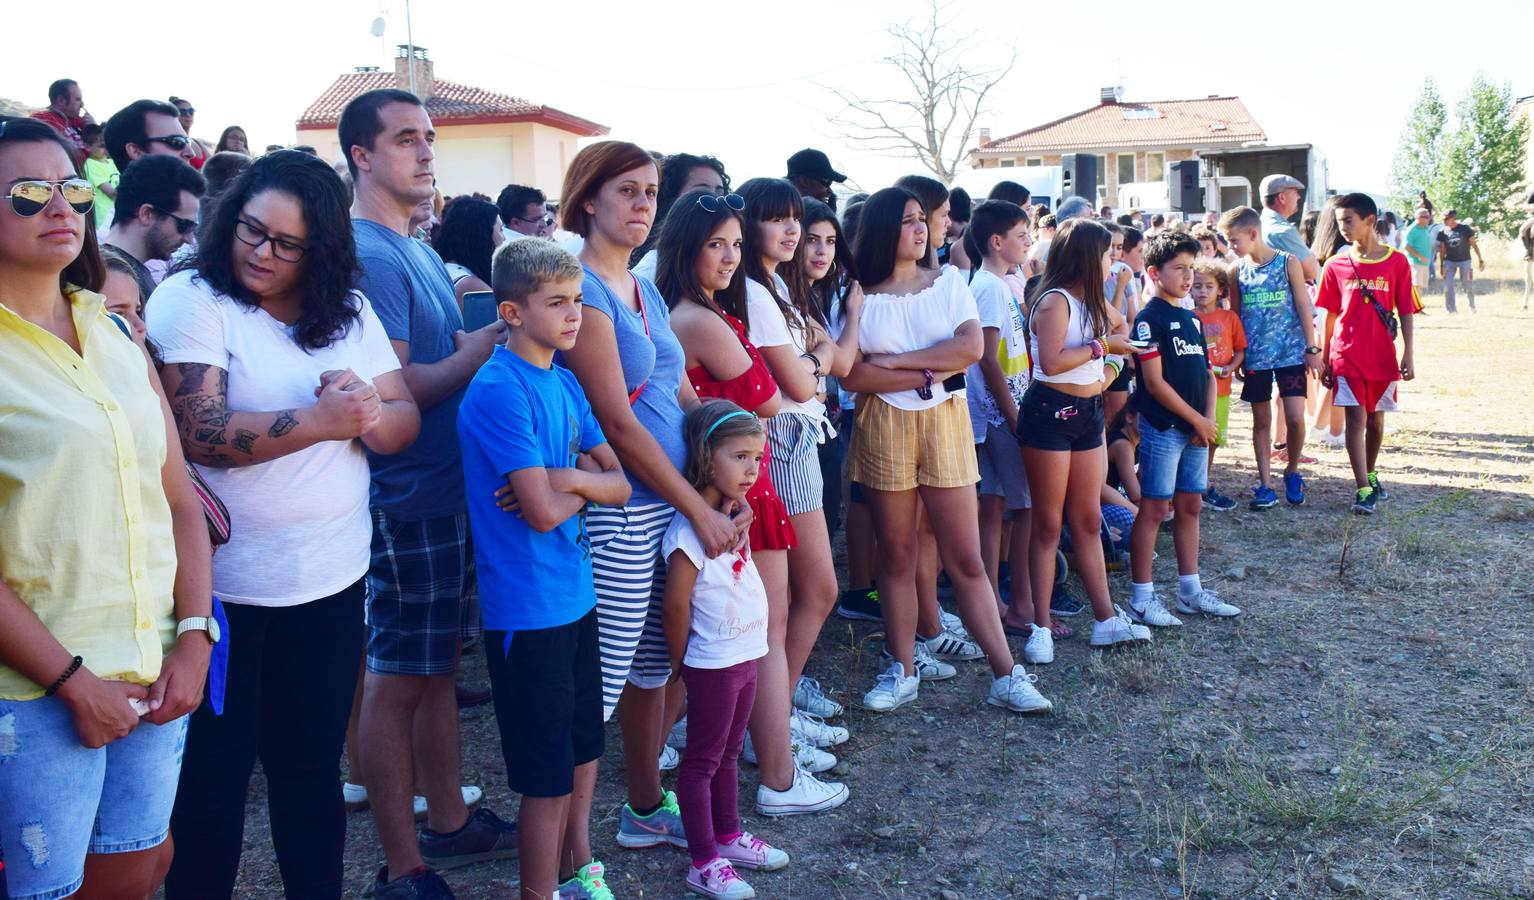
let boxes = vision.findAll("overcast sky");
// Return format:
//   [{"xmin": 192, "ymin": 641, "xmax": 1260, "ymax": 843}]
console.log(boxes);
[{"xmin": 5, "ymin": 0, "xmax": 1527, "ymax": 197}]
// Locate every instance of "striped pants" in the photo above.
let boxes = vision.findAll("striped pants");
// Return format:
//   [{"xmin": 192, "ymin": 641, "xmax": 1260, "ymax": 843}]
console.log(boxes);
[{"xmin": 588, "ymin": 502, "xmax": 676, "ymax": 720}]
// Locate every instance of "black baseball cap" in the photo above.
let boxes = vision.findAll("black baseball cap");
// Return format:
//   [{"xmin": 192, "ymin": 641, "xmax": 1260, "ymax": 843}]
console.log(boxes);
[{"xmin": 786, "ymin": 148, "xmax": 846, "ymax": 184}]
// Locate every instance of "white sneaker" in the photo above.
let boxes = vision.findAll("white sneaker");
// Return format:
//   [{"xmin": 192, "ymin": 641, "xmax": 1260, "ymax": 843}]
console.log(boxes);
[
  {"xmin": 342, "ymin": 781, "xmax": 369, "ymax": 812},
  {"xmin": 1023, "ymin": 626, "xmax": 1054, "ymax": 664},
  {"xmin": 988, "ymin": 664, "xmax": 1053, "ymax": 713},
  {"xmin": 742, "ymin": 731, "xmax": 836, "ymax": 774},
  {"xmin": 938, "ymin": 609, "xmax": 971, "ymax": 639},
  {"xmin": 792, "ymin": 676, "xmax": 844, "ymax": 719},
  {"xmin": 687, "ymin": 857, "xmax": 756, "ymax": 899},
  {"xmin": 922, "ymin": 627, "xmax": 984, "ymax": 661},
  {"xmin": 1090, "ymin": 606, "xmax": 1154, "ymax": 647},
  {"xmin": 669, "ymin": 715, "xmax": 688, "ymax": 750},
  {"xmin": 862, "ymin": 660, "xmax": 920, "ymax": 711},
  {"xmin": 659, "ymin": 744, "xmax": 680, "ymax": 771},
  {"xmin": 344, "ymin": 783, "xmax": 485, "ymax": 820},
  {"xmin": 791, "ymin": 709, "xmax": 849, "ymax": 748},
  {"xmin": 755, "ymin": 765, "xmax": 850, "ymax": 817},
  {"xmin": 913, "ymin": 642, "xmax": 956, "ymax": 681},
  {"xmin": 1174, "ymin": 589, "xmax": 1243, "ymax": 617},
  {"xmin": 1128, "ymin": 596, "xmax": 1183, "ymax": 628}
]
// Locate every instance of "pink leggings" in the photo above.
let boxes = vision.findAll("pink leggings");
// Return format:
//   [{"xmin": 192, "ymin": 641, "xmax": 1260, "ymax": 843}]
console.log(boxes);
[{"xmin": 677, "ymin": 659, "xmax": 757, "ymax": 867}]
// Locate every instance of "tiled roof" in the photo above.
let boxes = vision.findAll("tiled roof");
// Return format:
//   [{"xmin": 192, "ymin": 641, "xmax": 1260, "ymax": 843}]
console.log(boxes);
[
  {"xmin": 295, "ymin": 72, "xmax": 606, "ymax": 136},
  {"xmin": 975, "ymin": 97, "xmax": 1265, "ymax": 155}
]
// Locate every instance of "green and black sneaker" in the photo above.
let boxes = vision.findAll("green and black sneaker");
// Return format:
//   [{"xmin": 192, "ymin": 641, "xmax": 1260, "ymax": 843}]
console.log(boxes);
[
  {"xmin": 1352, "ymin": 486, "xmax": 1378, "ymax": 515},
  {"xmin": 1367, "ymin": 471, "xmax": 1389, "ymax": 501},
  {"xmin": 836, "ymin": 587, "xmax": 881, "ymax": 622}
]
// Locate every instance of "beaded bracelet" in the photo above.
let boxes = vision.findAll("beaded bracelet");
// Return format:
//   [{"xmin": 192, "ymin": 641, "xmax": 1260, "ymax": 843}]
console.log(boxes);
[
  {"xmin": 1089, "ymin": 338, "xmax": 1105, "ymax": 359},
  {"xmin": 45, "ymin": 655, "xmax": 83, "ymax": 697}
]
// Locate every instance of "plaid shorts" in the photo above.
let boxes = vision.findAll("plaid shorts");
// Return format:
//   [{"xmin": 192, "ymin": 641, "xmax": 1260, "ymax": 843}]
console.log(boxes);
[{"xmin": 366, "ymin": 509, "xmax": 475, "ymax": 676}]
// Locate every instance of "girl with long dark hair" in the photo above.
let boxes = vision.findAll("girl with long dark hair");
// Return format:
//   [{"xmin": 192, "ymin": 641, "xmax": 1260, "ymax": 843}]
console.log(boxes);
[
  {"xmin": 1015, "ymin": 218, "xmax": 1146, "ymax": 666},
  {"xmin": 842, "ymin": 186, "xmax": 1050, "ymax": 716},
  {"xmin": 656, "ymin": 188, "xmax": 849, "ymax": 815},
  {"xmin": 433, "ymin": 196, "xmax": 504, "ymax": 304},
  {"xmin": 631, "ymin": 152, "xmax": 730, "ymax": 278},
  {"xmin": 151, "ymin": 150, "xmax": 420, "ymax": 897}
]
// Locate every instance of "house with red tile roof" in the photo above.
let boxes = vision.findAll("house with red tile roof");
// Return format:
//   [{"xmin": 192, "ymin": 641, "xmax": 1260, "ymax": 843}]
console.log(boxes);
[
  {"xmin": 296, "ymin": 46, "xmax": 606, "ymax": 198},
  {"xmin": 968, "ymin": 88, "xmax": 1266, "ymax": 206}
]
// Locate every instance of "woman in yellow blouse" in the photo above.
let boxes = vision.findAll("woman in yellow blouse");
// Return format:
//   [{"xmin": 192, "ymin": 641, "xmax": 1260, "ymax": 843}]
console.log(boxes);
[{"xmin": 0, "ymin": 117, "xmax": 213, "ymax": 900}]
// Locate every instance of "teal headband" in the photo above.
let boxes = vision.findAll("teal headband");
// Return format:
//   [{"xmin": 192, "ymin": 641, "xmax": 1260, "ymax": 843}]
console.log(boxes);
[{"xmin": 704, "ymin": 410, "xmax": 755, "ymax": 441}]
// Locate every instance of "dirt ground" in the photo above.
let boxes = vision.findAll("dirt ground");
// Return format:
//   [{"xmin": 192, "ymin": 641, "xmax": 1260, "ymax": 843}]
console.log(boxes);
[{"xmin": 229, "ymin": 282, "xmax": 1534, "ymax": 899}]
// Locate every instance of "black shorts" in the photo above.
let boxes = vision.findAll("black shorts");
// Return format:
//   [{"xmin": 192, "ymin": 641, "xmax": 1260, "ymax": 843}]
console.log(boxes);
[
  {"xmin": 485, "ymin": 608, "xmax": 604, "ymax": 797},
  {"xmin": 1239, "ymin": 364, "xmax": 1307, "ymax": 403},
  {"xmin": 1016, "ymin": 382, "xmax": 1106, "ymax": 452}
]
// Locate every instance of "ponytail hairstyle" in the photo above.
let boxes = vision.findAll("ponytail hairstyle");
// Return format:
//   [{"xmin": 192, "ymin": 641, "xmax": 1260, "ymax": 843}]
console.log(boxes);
[
  {"xmin": 683, "ymin": 399, "xmax": 765, "ymax": 490},
  {"xmin": 894, "ymin": 174, "xmax": 948, "ymax": 268},
  {"xmin": 0, "ymin": 117, "xmax": 105, "ymax": 293},
  {"xmin": 737, "ymin": 177, "xmax": 805, "ymax": 336},
  {"xmin": 962, "ymin": 199, "xmax": 1028, "ymax": 266},
  {"xmin": 799, "ymin": 197, "xmax": 851, "ymax": 327},
  {"xmin": 654, "ymin": 188, "xmax": 748, "ymax": 323},
  {"xmin": 1034, "ymin": 217, "xmax": 1112, "ymax": 337}
]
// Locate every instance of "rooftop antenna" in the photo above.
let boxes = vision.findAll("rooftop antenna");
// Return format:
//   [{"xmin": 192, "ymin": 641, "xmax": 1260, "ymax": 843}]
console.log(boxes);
[{"xmin": 370, "ymin": 1, "xmax": 416, "ymax": 94}]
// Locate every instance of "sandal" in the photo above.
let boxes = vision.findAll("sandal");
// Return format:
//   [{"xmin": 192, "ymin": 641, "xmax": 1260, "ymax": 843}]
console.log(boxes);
[{"xmin": 1048, "ymin": 618, "xmax": 1073, "ymax": 639}]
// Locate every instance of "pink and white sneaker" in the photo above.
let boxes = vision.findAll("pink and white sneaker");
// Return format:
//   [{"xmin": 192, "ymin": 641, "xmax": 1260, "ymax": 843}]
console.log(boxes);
[
  {"xmin": 716, "ymin": 831, "xmax": 789, "ymax": 871},
  {"xmin": 687, "ymin": 858, "xmax": 755, "ymax": 899}
]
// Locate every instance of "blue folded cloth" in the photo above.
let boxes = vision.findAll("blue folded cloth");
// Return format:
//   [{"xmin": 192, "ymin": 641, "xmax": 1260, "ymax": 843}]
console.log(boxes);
[{"xmin": 208, "ymin": 596, "xmax": 229, "ymax": 715}]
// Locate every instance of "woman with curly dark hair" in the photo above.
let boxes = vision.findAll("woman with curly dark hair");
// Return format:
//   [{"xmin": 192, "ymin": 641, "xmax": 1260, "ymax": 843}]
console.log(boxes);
[
  {"xmin": 433, "ymin": 195, "xmax": 503, "ymax": 304},
  {"xmin": 631, "ymin": 151, "xmax": 730, "ymax": 277},
  {"xmin": 146, "ymin": 149, "xmax": 420, "ymax": 897}
]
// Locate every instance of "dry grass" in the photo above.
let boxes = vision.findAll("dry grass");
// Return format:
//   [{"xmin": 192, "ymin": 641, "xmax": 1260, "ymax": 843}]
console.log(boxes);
[{"xmin": 226, "ymin": 289, "xmax": 1534, "ymax": 899}]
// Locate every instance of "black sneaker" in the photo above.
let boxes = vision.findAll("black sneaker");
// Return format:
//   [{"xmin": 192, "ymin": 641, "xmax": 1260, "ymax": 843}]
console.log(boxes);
[
  {"xmin": 1367, "ymin": 471, "xmax": 1389, "ymax": 501},
  {"xmin": 1049, "ymin": 583, "xmax": 1086, "ymax": 617},
  {"xmin": 419, "ymin": 807, "xmax": 518, "ymax": 871},
  {"xmin": 1202, "ymin": 486, "xmax": 1237, "ymax": 511},
  {"xmin": 835, "ymin": 587, "xmax": 881, "ymax": 622},
  {"xmin": 372, "ymin": 865, "xmax": 455, "ymax": 900},
  {"xmin": 1352, "ymin": 487, "xmax": 1377, "ymax": 515}
]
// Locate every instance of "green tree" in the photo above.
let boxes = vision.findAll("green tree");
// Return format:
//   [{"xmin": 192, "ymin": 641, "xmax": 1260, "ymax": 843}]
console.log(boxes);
[
  {"xmin": 1390, "ymin": 79, "xmax": 1446, "ymax": 216},
  {"xmin": 1430, "ymin": 76, "xmax": 1531, "ymax": 239}
]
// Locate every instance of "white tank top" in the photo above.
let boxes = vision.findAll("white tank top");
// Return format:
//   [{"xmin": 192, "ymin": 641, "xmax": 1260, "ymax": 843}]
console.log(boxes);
[{"xmin": 1029, "ymin": 287, "xmax": 1104, "ymax": 386}]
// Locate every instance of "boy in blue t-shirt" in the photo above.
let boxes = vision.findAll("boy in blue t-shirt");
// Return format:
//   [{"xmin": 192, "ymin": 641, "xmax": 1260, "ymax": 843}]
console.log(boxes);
[
  {"xmin": 458, "ymin": 239, "xmax": 631, "ymax": 900},
  {"xmin": 1127, "ymin": 232, "xmax": 1243, "ymax": 630}
]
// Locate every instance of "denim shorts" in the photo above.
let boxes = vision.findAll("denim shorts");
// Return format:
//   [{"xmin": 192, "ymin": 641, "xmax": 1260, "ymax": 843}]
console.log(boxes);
[
  {"xmin": 0, "ymin": 697, "xmax": 189, "ymax": 900},
  {"xmin": 1136, "ymin": 416, "xmax": 1209, "ymax": 500},
  {"xmin": 1016, "ymin": 383, "xmax": 1106, "ymax": 452}
]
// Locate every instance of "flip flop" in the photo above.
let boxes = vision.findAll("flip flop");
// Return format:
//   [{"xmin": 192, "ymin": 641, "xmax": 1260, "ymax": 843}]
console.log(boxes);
[{"xmin": 1049, "ymin": 619, "xmax": 1074, "ymax": 639}]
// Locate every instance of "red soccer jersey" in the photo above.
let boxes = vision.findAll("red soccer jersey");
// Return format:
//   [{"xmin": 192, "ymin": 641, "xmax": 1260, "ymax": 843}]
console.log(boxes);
[{"xmin": 1314, "ymin": 247, "xmax": 1416, "ymax": 381}]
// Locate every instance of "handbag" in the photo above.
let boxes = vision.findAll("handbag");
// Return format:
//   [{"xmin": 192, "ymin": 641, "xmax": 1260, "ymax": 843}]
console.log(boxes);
[{"xmin": 1352, "ymin": 258, "xmax": 1398, "ymax": 340}]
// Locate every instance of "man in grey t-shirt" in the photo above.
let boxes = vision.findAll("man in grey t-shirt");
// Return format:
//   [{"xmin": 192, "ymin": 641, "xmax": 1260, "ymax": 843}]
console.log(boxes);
[{"xmin": 1259, "ymin": 173, "xmax": 1319, "ymax": 281}]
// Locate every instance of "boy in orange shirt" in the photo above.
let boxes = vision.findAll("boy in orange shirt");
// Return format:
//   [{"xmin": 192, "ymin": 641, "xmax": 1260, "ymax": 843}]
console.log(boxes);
[{"xmin": 1191, "ymin": 258, "xmax": 1246, "ymax": 511}]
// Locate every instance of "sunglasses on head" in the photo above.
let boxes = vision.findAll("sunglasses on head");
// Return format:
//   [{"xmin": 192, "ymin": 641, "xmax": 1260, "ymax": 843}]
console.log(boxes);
[
  {"xmin": 146, "ymin": 134, "xmax": 191, "ymax": 151},
  {"xmin": 7, "ymin": 179, "xmax": 95, "ymax": 217},
  {"xmin": 695, "ymin": 192, "xmax": 745, "ymax": 214},
  {"xmin": 155, "ymin": 208, "xmax": 198, "ymax": 235}
]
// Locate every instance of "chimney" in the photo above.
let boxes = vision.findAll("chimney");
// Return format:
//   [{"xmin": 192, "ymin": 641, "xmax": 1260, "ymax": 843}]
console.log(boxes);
[
  {"xmin": 977, "ymin": 127, "xmax": 991, "ymax": 146},
  {"xmin": 394, "ymin": 45, "xmax": 435, "ymax": 99},
  {"xmin": 1100, "ymin": 85, "xmax": 1122, "ymax": 105}
]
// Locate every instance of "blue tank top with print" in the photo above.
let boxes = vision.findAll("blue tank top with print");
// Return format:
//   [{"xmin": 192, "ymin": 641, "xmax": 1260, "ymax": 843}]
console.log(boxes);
[{"xmin": 1236, "ymin": 250, "xmax": 1306, "ymax": 371}]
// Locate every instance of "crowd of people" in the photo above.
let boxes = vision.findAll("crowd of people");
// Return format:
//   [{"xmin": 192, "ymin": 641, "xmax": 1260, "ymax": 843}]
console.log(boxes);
[{"xmin": 1, "ymin": 77, "xmax": 1430, "ymax": 900}]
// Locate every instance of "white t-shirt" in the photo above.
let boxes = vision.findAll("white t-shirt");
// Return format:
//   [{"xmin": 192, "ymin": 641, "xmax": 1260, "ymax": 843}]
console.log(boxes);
[
  {"xmin": 1028, "ymin": 237, "xmax": 1052, "ymax": 264},
  {"xmin": 857, "ymin": 265, "xmax": 980, "ymax": 411},
  {"xmin": 147, "ymin": 270, "xmax": 401, "ymax": 608},
  {"xmin": 662, "ymin": 515, "xmax": 768, "ymax": 670},
  {"xmin": 631, "ymin": 248, "xmax": 659, "ymax": 283},
  {"xmin": 745, "ymin": 275, "xmax": 826, "ymax": 420},
  {"xmin": 965, "ymin": 269, "xmax": 1030, "ymax": 442}
]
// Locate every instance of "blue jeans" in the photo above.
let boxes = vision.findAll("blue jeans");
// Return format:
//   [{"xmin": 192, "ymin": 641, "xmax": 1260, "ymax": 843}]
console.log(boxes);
[
  {"xmin": 1136, "ymin": 416, "xmax": 1209, "ymax": 500},
  {"xmin": 0, "ymin": 697, "xmax": 188, "ymax": 900},
  {"xmin": 1442, "ymin": 258, "xmax": 1474, "ymax": 312}
]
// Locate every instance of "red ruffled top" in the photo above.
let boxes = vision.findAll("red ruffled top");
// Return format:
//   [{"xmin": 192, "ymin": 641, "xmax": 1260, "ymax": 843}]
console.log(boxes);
[{"xmin": 687, "ymin": 312, "xmax": 797, "ymax": 552}]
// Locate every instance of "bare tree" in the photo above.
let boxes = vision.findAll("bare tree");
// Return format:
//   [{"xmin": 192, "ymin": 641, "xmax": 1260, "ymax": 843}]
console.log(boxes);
[{"xmin": 823, "ymin": 0, "xmax": 1016, "ymax": 185}]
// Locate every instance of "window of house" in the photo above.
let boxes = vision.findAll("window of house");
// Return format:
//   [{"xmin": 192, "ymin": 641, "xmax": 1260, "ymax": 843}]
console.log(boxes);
[
  {"xmin": 1118, "ymin": 153, "xmax": 1136, "ymax": 185},
  {"xmin": 1095, "ymin": 155, "xmax": 1107, "ymax": 191},
  {"xmin": 1000, "ymin": 159, "xmax": 1015, "ymax": 168},
  {"xmin": 1147, "ymin": 151, "xmax": 1165, "ymax": 182},
  {"xmin": 1025, "ymin": 157, "xmax": 1043, "ymax": 166}
]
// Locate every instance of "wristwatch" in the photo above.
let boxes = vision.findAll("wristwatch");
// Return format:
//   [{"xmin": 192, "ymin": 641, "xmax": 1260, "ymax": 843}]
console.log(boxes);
[
  {"xmin": 1305, "ymin": 346, "xmax": 1322, "ymax": 355},
  {"xmin": 176, "ymin": 616, "xmax": 222, "ymax": 645}
]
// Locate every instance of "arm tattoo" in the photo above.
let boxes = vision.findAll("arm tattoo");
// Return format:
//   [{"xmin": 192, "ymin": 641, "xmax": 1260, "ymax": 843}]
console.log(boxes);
[
  {"xmin": 269, "ymin": 409, "xmax": 298, "ymax": 438},
  {"xmin": 174, "ymin": 363, "xmax": 210, "ymax": 396},
  {"xmin": 232, "ymin": 428, "xmax": 259, "ymax": 455}
]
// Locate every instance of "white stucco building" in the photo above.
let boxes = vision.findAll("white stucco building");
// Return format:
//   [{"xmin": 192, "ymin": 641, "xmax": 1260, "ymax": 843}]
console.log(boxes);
[{"xmin": 295, "ymin": 45, "xmax": 606, "ymax": 199}]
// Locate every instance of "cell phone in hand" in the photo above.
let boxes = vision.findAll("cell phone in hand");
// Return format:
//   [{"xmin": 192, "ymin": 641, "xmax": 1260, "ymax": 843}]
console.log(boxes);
[{"xmin": 461, "ymin": 291, "xmax": 498, "ymax": 332}]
